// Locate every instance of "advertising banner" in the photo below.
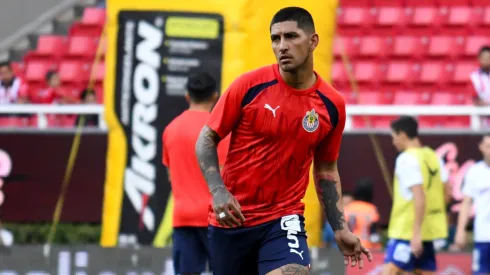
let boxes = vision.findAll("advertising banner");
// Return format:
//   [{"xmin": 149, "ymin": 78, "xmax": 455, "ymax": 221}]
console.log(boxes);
[
  {"xmin": 102, "ymin": 0, "xmax": 338, "ymax": 247},
  {"xmin": 0, "ymin": 246, "xmax": 348, "ymax": 275},
  {"xmin": 0, "ymin": 132, "xmax": 484, "ymax": 227}
]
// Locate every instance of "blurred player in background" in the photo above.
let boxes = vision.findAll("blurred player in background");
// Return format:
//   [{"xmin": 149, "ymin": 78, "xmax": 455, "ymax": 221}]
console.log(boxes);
[
  {"xmin": 344, "ymin": 178, "xmax": 382, "ymax": 251},
  {"xmin": 162, "ymin": 72, "xmax": 229, "ymax": 275},
  {"xmin": 384, "ymin": 116, "xmax": 449, "ymax": 275},
  {"xmin": 196, "ymin": 7, "xmax": 371, "ymax": 275},
  {"xmin": 453, "ymin": 134, "xmax": 490, "ymax": 275}
]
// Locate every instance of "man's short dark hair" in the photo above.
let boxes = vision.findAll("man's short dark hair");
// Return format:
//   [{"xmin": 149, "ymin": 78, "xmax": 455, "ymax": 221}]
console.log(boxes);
[
  {"xmin": 45, "ymin": 70, "xmax": 57, "ymax": 82},
  {"xmin": 0, "ymin": 61, "xmax": 12, "ymax": 69},
  {"xmin": 353, "ymin": 178, "xmax": 374, "ymax": 203},
  {"xmin": 186, "ymin": 72, "xmax": 216, "ymax": 103},
  {"xmin": 270, "ymin": 7, "xmax": 315, "ymax": 33},
  {"xmin": 391, "ymin": 116, "xmax": 419, "ymax": 139},
  {"xmin": 479, "ymin": 46, "xmax": 490, "ymax": 56}
]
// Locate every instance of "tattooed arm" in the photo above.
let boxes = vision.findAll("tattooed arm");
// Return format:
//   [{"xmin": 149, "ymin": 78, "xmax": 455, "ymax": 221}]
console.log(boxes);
[
  {"xmin": 196, "ymin": 126, "xmax": 245, "ymax": 227},
  {"xmin": 313, "ymin": 160, "xmax": 346, "ymax": 231}
]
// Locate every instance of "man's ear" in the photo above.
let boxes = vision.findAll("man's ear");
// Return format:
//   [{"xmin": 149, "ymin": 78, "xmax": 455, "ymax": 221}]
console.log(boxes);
[
  {"xmin": 310, "ymin": 33, "xmax": 319, "ymax": 52},
  {"xmin": 184, "ymin": 92, "xmax": 191, "ymax": 103}
]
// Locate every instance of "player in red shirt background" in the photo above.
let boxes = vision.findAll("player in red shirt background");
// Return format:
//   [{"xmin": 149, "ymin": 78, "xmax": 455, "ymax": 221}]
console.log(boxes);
[
  {"xmin": 196, "ymin": 6, "xmax": 372, "ymax": 275},
  {"xmin": 162, "ymin": 72, "xmax": 229, "ymax": 275}
]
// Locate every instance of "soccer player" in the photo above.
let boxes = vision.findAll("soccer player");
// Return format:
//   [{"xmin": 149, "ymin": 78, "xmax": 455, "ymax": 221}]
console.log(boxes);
[
  {"xmin": 383, "ymin": 116, "xmax": 449, "ymax": 275},
  {"xmin": 195, "ymin": 7, "xmax": 372, "ymax": 275},
  {"xmin": 162, "ymin": 72, "xmax": 229, "ymax": 275},
  {"xmin": 453, "ymin": 134, "xmax": 490, "ymax": 275}
]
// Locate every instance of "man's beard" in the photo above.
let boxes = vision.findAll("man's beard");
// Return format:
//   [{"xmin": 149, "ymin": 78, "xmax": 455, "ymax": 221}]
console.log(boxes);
[{"xmin": 281, "ymin": 52, "xmax": 310, "ymax": 73}]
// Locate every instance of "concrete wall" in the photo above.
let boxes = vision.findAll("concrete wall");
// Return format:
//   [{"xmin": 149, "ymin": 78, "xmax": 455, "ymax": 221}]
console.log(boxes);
[{"xmin": 0, "ymin": 0, "xmax": 63, "ymax": 42}]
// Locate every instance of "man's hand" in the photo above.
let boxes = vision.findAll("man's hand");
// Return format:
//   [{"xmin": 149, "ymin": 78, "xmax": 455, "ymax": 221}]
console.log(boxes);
[
  {"xmin": 211, "ymin": 186, "xmax": 245, "ymax": 227},
  {"xmin": 410, "ymin": 235, "xmax": 423, "ymax": 258},
  {"xmin": 335, "ymin": 229, "xmax": 373, "ymax": 269}
]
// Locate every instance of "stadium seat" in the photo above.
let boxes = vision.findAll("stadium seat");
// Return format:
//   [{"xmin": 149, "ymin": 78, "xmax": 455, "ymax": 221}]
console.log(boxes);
[
  {"xmin": 24, "ymin": 61, "xmax": 56, "ymax": 83},
  {"xmin": 393, "ymin": 91, "xmax": 431, "ymax": 105},
  {"xmin": 94, "ymin": 83, "xmax": 104, "ymax": 104},
  {"xmin": 339, "ymin": 0, "xmax": 370, "ymax": 6},
  {"xmin": 32, "ymin": 35, "xmax": 67, "ymax": 60},
  {"xmin": 333, "ymin": 36, "xmax": 359, "ymax": 59},
  {"xmin": 470, "ymin": 0, "xmax": 489, "ymax": 6},
  {"xmin": 64, "ymin": 36, "xmax": 98, "ymax": 60},
  {"xmin": 418, "ymin": 63, "xmax": 452, "ymax": 86},
  {"xmin": 359, "ymin": 36, "xmax": 389, "ymax": 58},
  {"xmin": 418, "ymin": 117, "xmax": 447, "ymax": 128},
  {"xmin": 453, "ymin": 62, "xmax": 477, "ymax": 84},
  {"xmin": 337, "ymin": 7, "xmax": 374, "ymax": 32},
  {"xmin": 410, "ymin": 8, "xmax": 444, "ymax": 29},
  {"xmin": 354, "ymin": 62, "xmax": 382, "ymax": 85},
  {"xmin": 375, "ymin": 7, "xmax": 407, "ymax": 29},
  {"xmin": 431, "ymin": 91, "xmax": 472, "ymax": 105},
  {"xmin": 384, "ymin": 62, "xmax": 417, "ymax": 85},
  {"xmin": 372, "ymin": 0, "xmax": 404, "ymax": 5},
  {"xmin": 446, "ymin": 7, "xmax": 480, "ymax": 29},
  {"xmin": 332, "ymin": 61, "xmax": 349, "ymax": 87},
  {"xmin": 357, "ymin": 91, "xmax": 393, "ymax": 105},
  {"xmin": 445, "ymin": 116, "xmax": 471, "ymax": 128},
  {"xmin": 482, "ymin": 7, "xmax": 490, "ymax": 27},
  {"xmin": 94, "ymin": 62, "xmax": 105, "ymax": 83},
  {"xmin": 390, "ymin": 36, "xmax": 427, "ymax": 59},
  {"xmin": 405, "ymin": 0, "xmax": 437, "ymax": 6},
  {"xmin": 11, "ymin": 62, "xmax": 25, "ymax": 77},
  {"xmin": 58, "ymin": 61, "xmax": 90, "ymax": 85},
  {"xmin": 464, "ymin": 36, "xmax": 490, "ymax": 57},
  {"xmin": 81, "ymin": 7, "xmax": 106, "ymax": 26},
  {"xmin": 438, "ymin": 0, "xmax": 470, "ymax": 5},
  {"xmin": 427, "ymin": 36, "xmax": 464, "ymax": 59}
]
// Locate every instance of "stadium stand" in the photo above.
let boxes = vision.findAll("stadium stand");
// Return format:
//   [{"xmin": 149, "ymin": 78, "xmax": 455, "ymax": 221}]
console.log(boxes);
[{"xmin": 335, "ymin": 0, "xmax": 490, "ymax": 128}]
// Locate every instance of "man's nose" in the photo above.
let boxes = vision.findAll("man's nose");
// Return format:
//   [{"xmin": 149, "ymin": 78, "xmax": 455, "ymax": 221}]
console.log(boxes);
[{"xmin": 279, "ymin": 38, "xmax": 288, "ymax": 52}]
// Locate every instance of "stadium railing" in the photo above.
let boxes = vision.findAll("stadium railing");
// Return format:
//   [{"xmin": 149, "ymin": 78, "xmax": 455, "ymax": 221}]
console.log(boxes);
[{"xmin": 2, "ymin": 104, "xmax": 490, "ymax": 130}]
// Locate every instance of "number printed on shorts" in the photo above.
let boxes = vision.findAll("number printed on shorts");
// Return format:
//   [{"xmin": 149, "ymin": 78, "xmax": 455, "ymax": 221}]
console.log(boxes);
[
  {"xmin": 473, "ymin": 248, "xmax": 480, "ymax": 272},
  {"xmin": 393, "ymin": 242, "xmax": 411, "ymax": 264}
]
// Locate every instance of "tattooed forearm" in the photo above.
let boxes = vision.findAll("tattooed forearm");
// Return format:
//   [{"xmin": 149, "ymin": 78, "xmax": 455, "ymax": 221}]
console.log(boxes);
[
  {"xmin": 314, "ymin": 161, "xmax": 346, "ymax": 231},
  {"xmin": 279, "ymin": 264, "xmax": 309, "ymax": 275},
  {"xmin": 195, "ymin": 126, "xmax": 225, "ymax": 193},
  {"xmin": 317, "ymin": 178, "xmax": 345, "ymax": 231}
]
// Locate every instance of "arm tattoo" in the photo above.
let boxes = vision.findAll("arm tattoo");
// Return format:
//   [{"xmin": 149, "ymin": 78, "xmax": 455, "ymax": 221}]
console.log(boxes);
[
  {"xmin": 317, "ymin": 178, "xmax": 345, "ymax": 231},
  {"xmin": 279, "ymin": 264, "xmax": 309, "ymax": 275},
  {"xmin": 195, "ymin": 126, "xmax": 225, "ymax": 194}
]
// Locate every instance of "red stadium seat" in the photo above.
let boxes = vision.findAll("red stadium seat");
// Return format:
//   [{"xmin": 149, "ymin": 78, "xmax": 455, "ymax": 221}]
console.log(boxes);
[
  {"xmin": 11, "ymin": 62, "xmax": 25, "ymax": 77},
  {"xmin": 81, "ymin": 8, "xmax": 106, "ymax": 26},
  {"xmin": 446, "ymin": 7, "xmax": 480, "ymax": 28},
  {"xmin": 418, "ymin": 63, "xmax": 453, "ymax": 85},
  {"xmin": 410, "ymin": 8, "xmax": 444, "ymax": 29},
  {"xmin": 337, "ymin": 7, "xmax": 374, "ymax": 30},
  {"xmin": 418, "ymin": 117, "xmax": 447, "ymax": 128},
  {"xmin": 33, "ymin": 35, "xmax": 67, "ymax": 59},
  {"xmin": 372, "ymin": 0, "xmax": 404, "ymax": 5},
  {"xmin": 339, "ymin": 0, "xmax": 370, "ymax": 6},
  {"xmin": 332, "ymin": 61, "xmax": 349, "ymax": 87},
  {"xmin": 333, "ymin": 36, "xmax": 359, "ymax": 59},
  {"xmin": 64, "ymin": 36, "xmax": 98, "ymax": 60},
  {"xmin": 354, "ymin": 62, "xmax": 382, "ymax": 85},
  {"xmin": 359, "ymin": 36, "xmax": 389, "ymax": 58},
  {"xmin": 431, "ymin": 91, "xmax": 472, "ymax": 105},
  {"xmin": 464, "ymin": 36, "xmax": 490, "ymax": 57},
  {"xmin": 393, "ymin": 91, "xmax": 430, "ymax": 105},
  {"xmin": 390, "ymin": 36, "xmax": 427, "ymax": 59},
  {"xmin": 375, "ymin": 7, "xmax": 405, "ymax": 27},
  {"xmin": 357, "ymin": 91, "xmax": 393, "ymax": 105},
  {"xmin": 480, "ymin": 7, "xmax": 490, "ymax": 28},
  {"xmin": 58, "ymin": 61, "xmax": 90, "ymax": 85},
  {"xmin": 427, "ymin": 36, "xmax": 464, "ymax": 59},
  {"xmin": 437, "ymin": 0, "xmax": 470, "ymax": 5},
  {"xmin": 446, "ymin": 116, "xmax": 471, "ymax": 128},
  {"xmin": 470, "ymin": 0, "xmax": 489, "ymax": 6},
  {"xmin": 385, "ymin": 62, "xmax": 417, "ymax": 85},
  {"xmin": 405, "ymin": 0, "xmax": 437, "ymax": 6},
  {"xmin": 24, "ymin": 61, "xmax": 56, "ymax": 83},
  {"xmin": 94, "ymin": 62, "xmax": 105, "ymax": 83},
  {"xmin": 94, "ymin": 83, "xmax": 104, "ymax": 104},
  {"xmin": 453, "ymin": 62, "xmax": 478, "ymax": 84}
]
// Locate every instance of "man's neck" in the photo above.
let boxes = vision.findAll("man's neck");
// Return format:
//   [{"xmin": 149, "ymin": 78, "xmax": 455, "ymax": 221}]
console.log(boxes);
[
  {"xmin": 188, "ymin": 103, "xmax": 213, "ymax": 112},
  {"xmin": 279, "ymin": 63, "xmax": 316, "ymax": 90},
  {"xmin": 404, "ymin": 139, "xmax": 421, "ymax": 150},
  {"xmin": 481, "ymin": 68, "xmax": 490, "ymax": 74}
]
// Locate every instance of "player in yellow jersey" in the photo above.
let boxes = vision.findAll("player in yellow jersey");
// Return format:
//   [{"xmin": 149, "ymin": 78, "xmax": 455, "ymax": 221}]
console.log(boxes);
[{"xmin": 383, "ymin": 116, "xmax": 449, "ymax": 275}]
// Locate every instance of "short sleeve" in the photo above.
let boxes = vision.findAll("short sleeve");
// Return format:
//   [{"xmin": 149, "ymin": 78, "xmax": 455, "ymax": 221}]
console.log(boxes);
[
  {"xmin": 162, "ymin": 129, "xmax": 169, "ymax": 167},
  {"xmin": 217, "ymin": 134, "xmax": 231, "ymax": 165},
  {"xmin": 462, "ymin": 166, "xmax": 477, "ymax": 198},
  {"xmin": 395, "ymin": 153, "xmax": 424, "ymax": 189},
  {"xmin": 439, "ymin": 157, "xmax": 449, "ymax": 183},
  {"xmin": 207, "ymin": 79, "xmax": 247, "ymax": 139},
  {"xmin": 314, "ymin": 96, "xmax": 346, "ymax": 162},
  {"xmin": 371, "ymin": 206, "xmax": 380, "ymax": 223}
]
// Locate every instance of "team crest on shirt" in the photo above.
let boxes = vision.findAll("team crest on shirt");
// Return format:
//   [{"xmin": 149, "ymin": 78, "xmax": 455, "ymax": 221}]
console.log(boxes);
[{"xmin": 302, "ymin": 109, "xmax": 319, "ymax": 133}]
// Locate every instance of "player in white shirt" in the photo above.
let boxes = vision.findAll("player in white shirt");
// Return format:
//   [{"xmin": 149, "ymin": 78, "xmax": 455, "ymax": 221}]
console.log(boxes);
[
  {"xmin": 454, "ymin": 134, "xmax": 490, "ymax": 275},
  {"xmin": 471, "ymin": 46, "xmax": 490, "ymax": 106}
]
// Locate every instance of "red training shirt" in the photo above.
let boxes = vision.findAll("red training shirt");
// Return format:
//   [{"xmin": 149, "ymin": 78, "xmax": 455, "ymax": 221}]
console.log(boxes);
[
  {"xmin": 163, "ymin": 110, "xmax": 230, "ymax": 227},
  {"xmin": 207, "ymin": 64, "xmax": 346, "ymax": 227}
]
